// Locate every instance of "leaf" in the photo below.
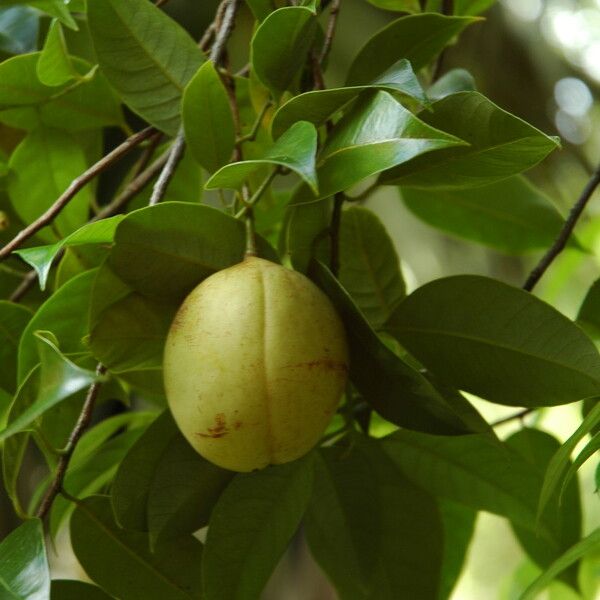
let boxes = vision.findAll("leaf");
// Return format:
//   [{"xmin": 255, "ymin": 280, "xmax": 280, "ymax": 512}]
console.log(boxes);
[
  {"xmin": 251, "ymin": 6, "xmax": 318, "ymax": 98},
  {"xmin": 347, "ymin": 14, "xmax": 477, "ymax": 85},
  {"xmin": 305, "ymin": 438, "xmax": 443, "ymax": 600},
  {"xmin": 245, "ymin": 0, "xmax": 274, "ymax": 21},
  {"xmin": 0, "ymin": 53, "xmax": 123, "ymax": 131},
  {"xmin": 206, "ymin": 121, "xmax": 319, "ymax": 194},
  {"xmin": 338, "ymin": 207, "xmax": 405, "ymax": 329},
  {"xmin": 562, "ymin": 431, "xmax": 600, "ymax": 495},
  {"xmin": 15, "ymin": 215, "xmax": 125, "ymax": 290},
  {"xmin": 0, "ymin": 6, "xmax": 38, "ymax": 55},
  {"xmin": 70, "ymin": 496, "xmax": 203, "ymax": 600},
  {"xmin": 309, "ymin": 260, "xmax": 472, "ymax": 434},
  {"xmin": 18, "ymin": 268, "xmax": 96, "ymax": 384},
  {"xmin": 8, "ymin": 127, "xmax": 92, "ymax": 242},
  {"xmin": 88, "ymin": 0, "xmax": 205, "ymax": 135},
  {"xmin": 401, "ymin": 176, "xmax": 573, "ymax": 254},
  {"xmin": 577, "ymin": 278, "xmax": 600, "ymax": 340},
  {"xmin": 428, "ymin": 68, "xmax": 476, "ymax": 100},
  {"xmin": 37, "ymin": 19, "xmax": 79, "ymax": 86},
  {"xmin": 506, "ymin": 428, "xmax": 582, "ymax": 588},
  {"xmin": 521, "ymin": 528, "xmax": 600, "ymax": 600},
  {"xmin": 50, "ymin": 580, "xmax": 113, "ymax": 600},
  {"xmin": 13, "ymin": 0, "xmax": 77, "ymax": 29},
  {"xmin": 387, "ymin": 275, "xmax": 600, "ymax": 406},
  {"xmin": 364, "ymin": 0, "xmax": 421, "ymax": 11},
  {"xmin": 0, "ymin": 332, "xmax": 100, "ymax": 442},
  {"xmin": 0, "ymin": 519, "xmax": 49, "ymax": 600},
  {"xmin": 382, "ymin": 92, "xmax": 560, "ymax": 189},
  {"xmin": 454, "ymin": 0, "xmax": 496, "ymax": 15},
  {"xmin": 537, "ymin": 401, "xmax": 600, "ymax": 519},
  {"xmin": 107, "ymin": 202, "xmax": 278, "ymax": 300},
  {"xmin": 182, "ymin": 60, "xmax": 235, "ymax": 173},
  {"xmin": 0, "ymin": 300, "xmax": 31, "ymax": 393},
  {"xmin": 271, "ymin": 58, "xmax": 428, "ymax": 138},
  {"xmin": 202, "ymin": 454, "xmax": 315, "ymax": 600}
]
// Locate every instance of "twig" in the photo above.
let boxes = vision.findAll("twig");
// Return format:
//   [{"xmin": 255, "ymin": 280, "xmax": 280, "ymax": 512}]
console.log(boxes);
[
  {"xmin": 318, "ymin": 0, "xmax": 341, "ymax": 66},
  {"xmin": 432, "ymin": 0, "xmax": 455, "ymax": 80},
  {"xmin": 237, "ymin": 101, "xmax": 272, "ymax": 144},
  {"xmin": 523, "ymin": 164, "xmax": 600, "ymax": 292},
  {"xmin": 155, "ymin": 0, "xmax": 170, "ymax": 6},
  {"xmin": 441, "ymin": 0, "xmax": 454, "ymax": 14},
  {"xmin": 491, "ymin": 408, "xmax": 534, "ymax": 427},
  {"xmin": 235, "ymin": 169, "xmax": 279, "ymax": 218},
  {"xmin": 0, "ymin": 127, "xmax": 155, "ymax": 262},
  {"xmin": 199, "ymin": 24, "xmax": 216, "ymax": 52},
  {"xmin": 9, "ymin": 270, "xmax": 38, "ymax": 303},
  {"xmin": 329, "ymin": 193, "xmax": 344, "ymax": 276},
  {"xmin": 311, "ymin": 51, "xmax": 326, "ymax": 91},
  {"xmin": 133, "ymin": 131, "xmax": 163, "ymax": 177},
  {"xmin": 36, "ymin": 364, "xmax": 107, "ymax": 520}
]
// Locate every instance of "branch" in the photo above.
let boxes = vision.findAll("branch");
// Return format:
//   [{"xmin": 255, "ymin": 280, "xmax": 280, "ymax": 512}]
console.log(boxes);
[
  {"xmin": 318, "ymin": 0, "xmax": 341, "ymax": 66},
  {"xmin": 491, "ymin": 408, "xmax": 535, "ymax": 427},
  {"xmin": 0, "ymin": 127, "xmax": 155, "ymax": 262},
  {"xmin": 9, "ymin": 270, "xmax": 38, "ymax": 303},
  {"xmin": 523, "ymin": 163, "xmax": 600, "ymax": 292},
  {"xmin": 36, "ymin": 364, "xmax": 107, "ymax": 520},
  {"xmin": 329, "ymin": 193, "xmax": 344, "ymax": 276}
]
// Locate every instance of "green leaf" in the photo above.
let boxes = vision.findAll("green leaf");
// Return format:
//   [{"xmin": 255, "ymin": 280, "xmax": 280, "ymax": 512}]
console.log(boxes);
[
  {"xmin": 23, "ymin": 0, "xmax": 77, "ymax": 28},
  {"xmin": 50, "ymin": 580, "xmax": 114, "ymax": 600},
  {"xmin": 0, "ymin": 6, "xmax": 38, "ymax": 55},
  {"xmin": 70, "ymin": 496, "xmax": 203, "ymax": 600},
  {"xmin": 8, "ymin": 127, "xmax": 92, "ymax": 242},
  {"xmin": 0, "ymin": 53, "xmax": 123, "ymax": 131},
  {"xmin": 271, "ymin": 58, "xmax": 428, "ymax": 138},
  {"xmin": 107, "ymin": 202, "xmax": 278, "ymax": 300},
  {"xmin": 506, "ymin": 428, "xmax": 581, "ymax": 588},
  {"xmin": 387, "ymin": 275, "xmax": 600, "ymax": 406},
  {"xmin": 0, "ymin": 301, "xmax": 31, "ymax": 393},
  {"xmin": 182, "ymin": 60, "xmax": 235, "ymax": 173},
  {"xmin": 206, "ymin": 121, "xmax": 319, "ymax": 194},
  {"xmin": 382, "ymin": 92, "xmax": 560, "ymax": 189},
  {"xmin": 562, "ymin": 431, "xmax": 600, "ymax": 495},
  {"xmin": 251, "ymin": 6, "xmax": 318, "ymax": 98},
  {"xmin": 18, "ymin": 268, "xmax": 96, "ymax": 384},
  {"xmin": 88, "ymin": 0, "xmax": 204, "ymax": 135},
  {"xmin": 305, "ymin": 438, "xmax": 443, "ymax": 600},
  {"xmin": 364, "ymin": 0, "xmax": 421, "ymax": 11},
  {"xmin": 347, "ymin": 14, "xmax": 477, "ymax": 85},
  {"xmin": 577, "ymin": 278, "xmax": 600, "ymax": 341},
  {"xmin": 338, "ymin": 207, "xmax": 405, "ymax": 329},
  {"xmin": 0, "ymin": 519, "xmax": 49, "ymax": 600},
  {"xmin": 454, "ymin": 0, "xmax": 496, "ymax": 15},
  {"xmin": 401, "ymin": 176, "xmax": 572, "ymax": 254},
  {"xmin": 427, "ymin": 68, "xmax": 476, "ymax": 100},
  {"xmin": 203, "ymin": 454, "xmax": 315, "ymax": 600},
  {"xmin": 310, "ymin": 261, "xmax": 472, "ymax": 434},
  {"xmin": 0, "ymin": 332, "xmax": 100, "ymax": 442},
  {"xmin": 15, "ymin": 215, "xmax": 125, "ymax": 291},
  {"xmin": 521, "ymin": 528, "xmax": 600, "ymax": 600},
  {"xmin": 245, "ymin": 0, "xmax": 274, "ymax": 21},
  {"xmin": 537, "ymin": 401, "xmax": 600, "ymax": 519},
  {"xmin": 37, "ymin": 19, "xmax": 80, "ymax": 86}
]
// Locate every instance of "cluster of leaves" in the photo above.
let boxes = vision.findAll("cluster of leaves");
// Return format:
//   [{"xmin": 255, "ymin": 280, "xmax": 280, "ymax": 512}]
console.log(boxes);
[{"xmin": 0, "ymin": 0, "xmax": 598, "ymax": 599}]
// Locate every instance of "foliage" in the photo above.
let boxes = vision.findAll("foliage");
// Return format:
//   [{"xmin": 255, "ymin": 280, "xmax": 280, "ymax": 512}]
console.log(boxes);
[{"xmin": 0, "ymin": 0, "xmax": 598, "ymax": 599}]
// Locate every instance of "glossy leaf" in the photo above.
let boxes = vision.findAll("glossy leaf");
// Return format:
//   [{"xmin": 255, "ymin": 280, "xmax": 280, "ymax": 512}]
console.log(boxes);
[
  {"xmin": 577, "ymin": 278, "xmax": 600, "ymax": 340},
  {"xmin": 88, "ymin": 0, "xmax": 204, "ymax": 135},
  {"xmin": 338, "ymin": 207, "xmax": 405, "ymax": 329},
  {"xmin": 305, "ymin": 438, "xmax": 443, "ymax": 600},
  {"xmin": 310, "ymin": 260, "xmax": 472, "ymax": 434},
  {"xmin": 0, "ymin": 300, "xmax": 31, "ymax": 393},
  {"xmin": 347, "ymin": 14, "xmax": 477, "ymax": 85},
  {"xmin": 0, "ymin": 53, "xmax": 123, "ymax": 131},
  {"xmin": 183, "ymin": 60, "xmax": 235, "ymax": 173},
  {"xmin": 70, "ymin": 496, "xmax": 203, "ymax": 600},
  {"xmin": 8, "ymin": 0, "xmax": 78, "ymax": 29},
  {"xmin": 15, "ymin": 215, "xmax": 124, "ymax": 291},
  {"xmin": 0, "ymin": 6, "xmax": 38, "ymax": 55},
  {"xmin": 0, "ymin": 519, "xmax": 49, "ymax": 600},
  {"xmin": 206, "ymin": 121, "xmax": 319, "ymax": 193},
  {"xmin": 387, "ymin": 275, "xmax": 600, "ymax": 406},
  {"xmin": 50, "ymin": 580, "xmax": 114, "ymax": 600},
  {"xmin": 37, "ymin": 19, "xmax": 79, "ymax": 86},
  {"xmin": 401, "ymin": 176, "xmax": 572, "ymax": 254},
  {"xmin": 382, "ymin": 92, "xmax": 560, "ymax": 189},
  {"xmin": 203, "ymin": 454, "xmax": 315, "ymax": 600},
  {"xmin": 427, "ymin": 68, "xmax": 476, "ymax": 100},
  {"xmin": 251, "ymin": 6, "xmax": 318, "ymax": 97},
  {"xmin": 562, "ymin": 431, "xmax": 600, "ymax": 495},
  {"xmin": 271, "ymin": 58, "xmax": 428, "ymax": 138},
  {"xmin": 8, "ymin": 127, "xmax": 92, "ymax": 242},
  {"xmin": 364, "ymin": 0, "xmax": 421, "ymax": 11}
]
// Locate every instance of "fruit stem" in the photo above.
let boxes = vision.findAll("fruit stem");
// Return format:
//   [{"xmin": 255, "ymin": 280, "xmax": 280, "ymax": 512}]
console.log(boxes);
[{"xmin": 235, "ymin": 168, "xmax": 279, "ymax": 219}]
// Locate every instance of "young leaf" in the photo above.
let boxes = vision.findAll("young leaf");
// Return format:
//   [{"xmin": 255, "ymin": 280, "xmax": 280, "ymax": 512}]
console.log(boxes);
[
  {"xmin": 251, "ymin": 6, "xmax": 318, "ymax": 98},
  {"xmin": 382, "ymin": 92, "xmax": 560, "ymax": 189},
  {"xmin": 0, "ymin": 301, "xmax": 31, "ymax": 393},
  {"xmin": 205, "ymin": 121, "xmax": 319, "ymax": 194},
  {"xmin": 37, "ymin": 19, "xmax": 79, "ymax": 86},
  {"xmin": 347, "ymin": 14, "xmax": 477, "ymax": 85},
  {"xmin": 338, "ymin": 207, "xmax": 405, "ymax": 329},
  {"xmin": 401, "ymin": 176, "xmax": 573, "ymax": 254},
  {"xmin": 18, "ymin": 0, "xmax": 77, "ymax": 29},
  {"xmin": 0, "ymin": 519, "xmax": 49, "ymax": 599},
  {"xmin": 88, "ymin": 0, "xmax": 204, "ymax": 135},
  {"xmin": 182, "ymin": 61, "xmax": 235, "ymax": 173},
  {"xmin": 202, "ymin": 454, "xmax": 315, "ymax": 600},
  {"xmin": 271, "ymin": 58, "xmax": 428, "ymax": 138},
  {"xmin": 427, "ymin": 68, "xmax": 476, "ymax": 100},
  {"xmin": 70, "ymin": 496, "xmax": 203, "ymax": 600},
  {"xmin": 305, "ymin": 438, "xmax": 443, "ymax": 600},
  {"xmin": 50, "ymin": 580, "xmax": 114, "ymax": 600},
  {"xmin": 387, "ymin": 275, "xmax": 600, "ymax": 406}
]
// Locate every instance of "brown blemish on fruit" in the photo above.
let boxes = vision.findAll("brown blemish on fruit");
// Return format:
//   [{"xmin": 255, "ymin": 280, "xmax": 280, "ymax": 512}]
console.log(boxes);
[
  {"xmin": 234, "ymin": 421, "xmax": 242, "ymax": 430},
  {"xmin": 197, "ymin": 413, "xmax": 229, "ymax": 439},
  {"xmin": 287, "ymin": 359, "xmax": 348, "ymax": 374}
]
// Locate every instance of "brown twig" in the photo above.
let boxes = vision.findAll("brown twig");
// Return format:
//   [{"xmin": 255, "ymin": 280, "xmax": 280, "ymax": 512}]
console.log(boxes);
[
  {"xmin": 0, "ymin": 127, "xmax": 155, "ymax": 263},
  {"xmin": 318, "ymin": 0, "xmax": 341, "ymax": 66},
  {"xmin": 491, "ymin": 408, "xmax": 535, "ymax": 427},
  {"xmin": 524, "ymin": 164, "xmax": 600, "ymax": 292},
  {"xmin": 441, "ymin": 0, "xmax": 454, "ymax": 14},
  {"xmin": 36, "ymin": 364, "xmax": 107, "ymax": 520},
  {"xmin": 329, "ymin": 193, "xmax": 344, "ymax": 276},
  {"xmin": 155, "ymin": 0, "xmax": 170, "ymax": 6},
  {"xmin": 132, "ymin": 131, "xmax": 163, "ymax": 177},
  {"xmin": 432, "ymin": 0, "xmax": 455, "ymax": 80},
  {"xmin": 9, "ymin": 270, "xmax": 38, "ymax": 303}
]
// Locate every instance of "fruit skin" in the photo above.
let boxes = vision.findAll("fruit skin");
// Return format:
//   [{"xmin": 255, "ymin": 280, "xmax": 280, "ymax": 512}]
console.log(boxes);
[{"xmin": 163, "ymin": 256, "xmax": 349, "ymax": 472}]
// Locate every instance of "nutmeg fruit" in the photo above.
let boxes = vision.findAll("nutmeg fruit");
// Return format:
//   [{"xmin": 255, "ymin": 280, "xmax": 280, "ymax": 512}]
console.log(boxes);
[{"xmin": 163, "ymin": 257, "xmax": 349, "ymax": 472}]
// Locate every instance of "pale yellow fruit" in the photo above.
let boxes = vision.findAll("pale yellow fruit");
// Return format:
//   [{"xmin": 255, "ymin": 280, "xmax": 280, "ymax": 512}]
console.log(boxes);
[{"xmin": 163, "ymin": 256, "xmax": 349, "ymax": 472}]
